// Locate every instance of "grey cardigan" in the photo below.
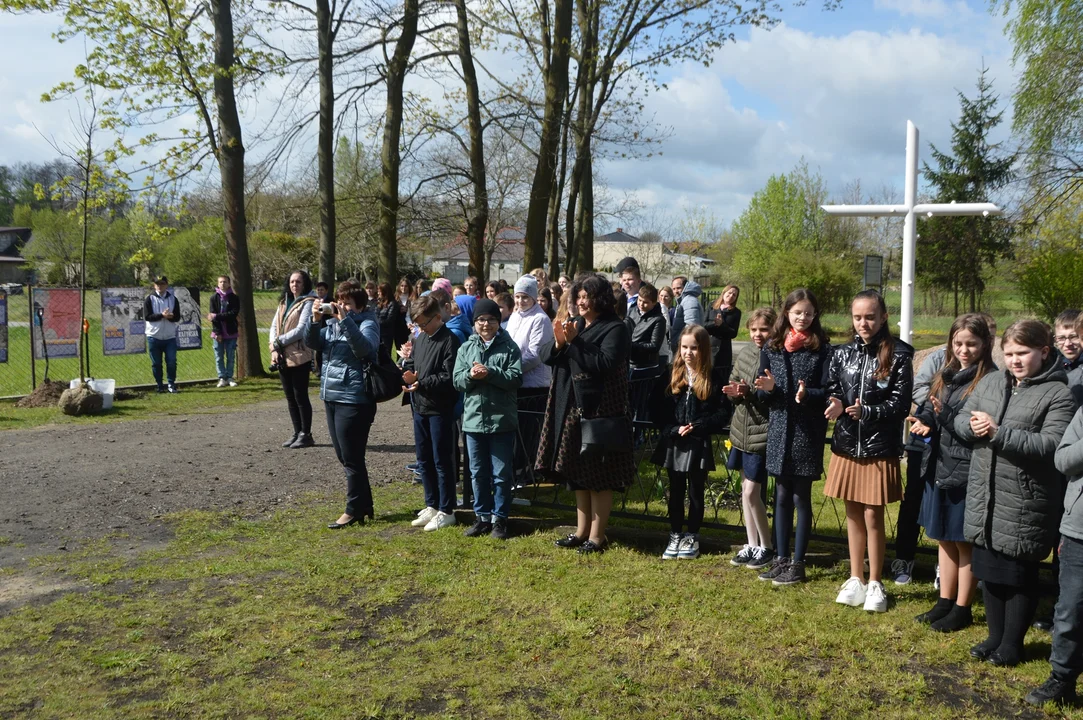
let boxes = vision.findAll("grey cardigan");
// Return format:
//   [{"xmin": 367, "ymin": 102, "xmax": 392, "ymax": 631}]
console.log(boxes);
[
  {"xmin": 1056, "ymin": 407, "xmax": 1083, "ymax": 542},
  {"xmin": 954, "ymin": 355, "xmax": 1077, "ymax": 561}
]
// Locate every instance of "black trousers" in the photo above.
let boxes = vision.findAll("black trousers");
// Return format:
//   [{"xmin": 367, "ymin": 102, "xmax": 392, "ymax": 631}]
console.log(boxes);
[
  {"xmin": 279, "ymin": 364, "xmax": 312, "ymax": 435},
  {"xmin": 668, "ymin": 469, "xmax": 707, "ymax": 534},
  {"xmin": 895, "ymin": 448, "xmax": 927, "ymax": 562},
  {"xmin": 325, "ymin": 400, "xmax": 377, "ymax": 518}
]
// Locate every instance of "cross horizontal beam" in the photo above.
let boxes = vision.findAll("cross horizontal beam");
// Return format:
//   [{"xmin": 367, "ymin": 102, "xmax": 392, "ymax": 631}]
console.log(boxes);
[{"xmin": 911, "ymin": 202, "xmax": 1002, "ymax": 217}]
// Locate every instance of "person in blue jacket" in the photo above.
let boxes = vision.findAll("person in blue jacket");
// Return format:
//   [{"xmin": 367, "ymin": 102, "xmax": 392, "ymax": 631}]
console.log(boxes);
[{"xmin": 305, "ymin": 281, "xmax": 384, "ymax": 529}]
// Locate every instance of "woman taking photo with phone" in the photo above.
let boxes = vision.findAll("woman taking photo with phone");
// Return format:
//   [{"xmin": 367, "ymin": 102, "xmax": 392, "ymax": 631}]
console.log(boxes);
[{"xmin": 305, "ymin": 282, "xmax": 383, "ymax": 528}]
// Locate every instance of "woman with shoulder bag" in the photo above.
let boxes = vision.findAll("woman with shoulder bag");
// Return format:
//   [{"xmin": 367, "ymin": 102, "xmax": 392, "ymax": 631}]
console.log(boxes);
[
  {"xmin": 535, "ymin": 274, "xmax": 633, "ymax": 554},
  {"xmin": 270, "ymin": 270, "xmax": 318, "ymax": 449},
  {"xmin": 305, "ymin": 282, "xmax": 382, "ymax": 528}
]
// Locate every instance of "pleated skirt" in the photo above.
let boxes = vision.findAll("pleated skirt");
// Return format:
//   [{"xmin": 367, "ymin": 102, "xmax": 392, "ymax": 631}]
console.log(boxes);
[{"xmin": 824, "ymin": 454, "xmax": 903, "ymax": 506}]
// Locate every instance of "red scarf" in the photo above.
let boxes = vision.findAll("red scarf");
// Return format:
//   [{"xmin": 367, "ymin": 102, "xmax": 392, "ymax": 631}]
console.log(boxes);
[{"xmin": 784, "ymin": 328, "xmax": 810, "ymax": 352}]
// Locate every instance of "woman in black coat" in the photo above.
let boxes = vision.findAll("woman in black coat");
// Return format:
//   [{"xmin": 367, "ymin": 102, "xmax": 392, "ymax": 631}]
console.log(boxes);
[
  {"xmin": 705, "ymin": 284, "xmax": 741, "ymax": 386},
  {"xmin": 375, "ymin": 282, "xmax": 408, "ymax": 362},
  {"xmin": 536, "ymin": 274, "xmax": 633, "ymax": 554}
]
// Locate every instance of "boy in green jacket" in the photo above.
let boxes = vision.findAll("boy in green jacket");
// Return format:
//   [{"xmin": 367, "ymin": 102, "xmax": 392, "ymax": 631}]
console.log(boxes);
[{"xmin": 453, "ymin": 299, "xmax": 524, "ymax": 539}]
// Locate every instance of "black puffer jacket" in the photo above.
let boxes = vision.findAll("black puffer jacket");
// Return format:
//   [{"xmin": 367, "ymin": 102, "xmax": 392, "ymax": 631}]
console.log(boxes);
[
  {"xmin": 375, "ymin": 301, "xmax": 408, "ymax": 360},
  {"xmin": 912, "ymin": 364, "xmax": 989, "ymax": 491},
  {"xmin": 705, "ymin": 306, "xmax": 741, "ymax": 375},
  {"xmin": 757, "ymin": 343, "xmax": 831, "ymax": 478},
  {"xmin": 827, "ymin": 329, "xmax": 914, "ymax": 459}
]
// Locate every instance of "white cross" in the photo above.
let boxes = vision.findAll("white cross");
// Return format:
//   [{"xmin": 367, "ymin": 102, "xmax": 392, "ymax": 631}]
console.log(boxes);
[{"xmin": 821, "ymin": 120, "xmax": 1002, "ymax": 344}]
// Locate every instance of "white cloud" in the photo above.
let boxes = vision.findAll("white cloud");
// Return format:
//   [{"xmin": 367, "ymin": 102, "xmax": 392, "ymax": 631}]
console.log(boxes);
[{"xmin": 874, "ymin": 0, "xmax": 953, "ymax": 18}]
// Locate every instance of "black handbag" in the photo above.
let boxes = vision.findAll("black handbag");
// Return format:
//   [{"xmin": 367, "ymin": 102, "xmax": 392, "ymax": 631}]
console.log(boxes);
[
  {"xmin": 365, "ymin": 360, "xmax": 404, "ymax": 403},
  {"xmin": 572, "ymin": 376, "xmax": 631, "ymax": 461}
]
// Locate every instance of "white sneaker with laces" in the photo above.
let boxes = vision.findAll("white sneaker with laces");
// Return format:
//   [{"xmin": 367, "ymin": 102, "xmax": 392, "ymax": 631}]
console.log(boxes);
[
  {"xmin": 217, "ymin": 378, "xmax": 228, "ymax": 387},
  {"xmin": 411, "ymin": 507, "xmax": 438, "ymax": 527},
  {"xmin": 423, "ymin": 510, "xmax": 457, "ymax": 532},
  {"xmin": 864, "ymin": 580, "xmax": 888, "ymax": 612},
  {"xmin": 228, "ymin": 380, "xmax": 238, "ymax": 387},
  {"xmin": 835, "ymin": 576, "xmax": 867, "ymax": 607},
  {"xmin": 662, "ymin": 532, "xmax": 682, "ymax": 560},
  {"xmin": 934, "ymin": 563, "xmax": 941, "ymax": 591}
]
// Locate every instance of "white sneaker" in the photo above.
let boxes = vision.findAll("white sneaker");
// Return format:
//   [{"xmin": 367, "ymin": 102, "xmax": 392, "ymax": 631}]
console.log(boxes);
[
  {"xmin": 863, "ymin": 580, "xmax": 888, "ymax": 613},
  {"xmin": 662, "ymin": 532, "xmax": 682, "ymax": 560},
  {"xmin": 216, "ymin": 378, "xmax": 228, "ymax": 387},
  {"xmin": 423, "ymin": 510, "xmax": 457, "ymax": 531},
  {"xmin": 411, "ymin": 507, "xmax": 438, "ymax": 527},
  {"xmin": 228, "ymin": 380, "xmax": 238, "ymax": 387},
  {"xmin": 835, "ymin": 576, "xmax": 867, "ymax": 607},
  {"xmin": 677, "ymin": 533, "xmax": 700, "ymax": 559}
]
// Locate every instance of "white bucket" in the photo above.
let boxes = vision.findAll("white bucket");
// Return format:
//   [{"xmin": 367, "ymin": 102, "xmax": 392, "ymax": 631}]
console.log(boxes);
[{"xmin": 69, "ymin": 378, "xmax": 116, "ymax": 410}]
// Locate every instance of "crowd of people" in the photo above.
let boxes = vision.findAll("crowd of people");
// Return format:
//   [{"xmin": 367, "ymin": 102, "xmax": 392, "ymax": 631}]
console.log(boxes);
[{"xmin": 246, "ymin": 256, "xmax": 1083, "ymax": 708}]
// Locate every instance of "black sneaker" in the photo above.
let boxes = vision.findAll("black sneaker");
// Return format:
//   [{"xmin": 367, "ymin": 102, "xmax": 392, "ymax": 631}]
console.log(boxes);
[
  {"xmin": 757, "ymin": 556, "xmax": 789, "ymax": 582},
  {"xmin": 772, "ymin": 560, "xmax": 806, "ymax": 586},
  {"xmin": 282, "ymin": 432, "xmax": 300, "ymax": 448},
  {"xmin": 156, "ymin": 385, "xmax": 167, "ymax": 394},
  {"xmin": 463, "ymin": 519, "xmax": 492, "ymax": 537},
  {"xmin": 167, "ymin": 383, "xmax": 179, "ymax": 394},
  {"xmin": 746, "ymin": 546, "xmax": 776, "ymax": 570},
  {"xmin": 491, "ymin": 519, "xmax": 509, "ymax": 540},
  {"xmin": 730, "ymin": 544, "xmax": 755, "ymax": 567},
  {"xmin": 1025, "ymin": 676, "xmax": 1077, "ymax": 707}
]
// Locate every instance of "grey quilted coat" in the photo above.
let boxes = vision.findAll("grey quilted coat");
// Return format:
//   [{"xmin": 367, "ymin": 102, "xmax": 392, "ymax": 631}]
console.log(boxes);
[
  {"xmin": 728, "ymin": 343, "xmax": 770, "ymax": 454},
  {"xmin": 1055, "ymin": 407, "xmax": 1083, "ymax": 542},
  {"xmin": 954, "ymin": 354, "xmax": 1077, "ymax": 561}
]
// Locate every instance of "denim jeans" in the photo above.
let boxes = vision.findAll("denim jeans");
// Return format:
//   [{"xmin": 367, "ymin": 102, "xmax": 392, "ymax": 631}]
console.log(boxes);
[
  {"xmin": 1051, "ymin": 535, "xmax": 1083, "ymax": 683},
  {"xmin": 466, "ymin": 431, "xmax": 515, "ymax": 520},
  {"xmin": 413, "ymin": 412, "xmax": 457, "ymax": 514},
  {"xmin": 213, "ymin": 337, "xmax": 237, "ymax": 380},
  {"xmin": 147, "ymin": 336, "xmax": 178, "ymax": 386}
]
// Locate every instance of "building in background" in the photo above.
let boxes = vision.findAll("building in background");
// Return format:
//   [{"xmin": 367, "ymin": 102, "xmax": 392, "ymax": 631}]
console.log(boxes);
[{"xmin": 0, "ymin": 227, "xmax": 32, "ymax": 288}]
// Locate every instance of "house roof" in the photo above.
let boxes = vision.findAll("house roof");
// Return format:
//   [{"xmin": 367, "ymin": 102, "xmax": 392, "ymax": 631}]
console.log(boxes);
[
  {"xmin": 434, "ymin": 226, "xmax": 527, "ymax": 262},
  {"xmin": 594, "ymin": 229, "xmax": 645, "ymax": 244},
  {"xmin": 0, "ymin": 227, "xmax": 31, "ymax": 256}
]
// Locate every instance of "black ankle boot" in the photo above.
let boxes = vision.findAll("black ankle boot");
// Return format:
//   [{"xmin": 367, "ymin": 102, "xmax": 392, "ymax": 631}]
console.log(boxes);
[
  {"xmin": 931, "ymin": 604, "xmax": 973, "ymax": 633},
  {"xmin": 915, "ymin": 597, "xmax": 954, "ymax": 624}
]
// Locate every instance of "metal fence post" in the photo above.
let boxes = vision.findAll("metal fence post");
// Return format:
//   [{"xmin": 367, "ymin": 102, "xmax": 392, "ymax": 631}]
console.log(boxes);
[{"xmin": 28, "ymin": 286, "xmax": 36, "ymax": 391}]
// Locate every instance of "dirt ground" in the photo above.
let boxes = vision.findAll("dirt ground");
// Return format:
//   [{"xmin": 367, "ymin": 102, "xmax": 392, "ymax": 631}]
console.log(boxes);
[{"xmin": 0, "ymin": 397, "xmax": 419, "ymax": 569}]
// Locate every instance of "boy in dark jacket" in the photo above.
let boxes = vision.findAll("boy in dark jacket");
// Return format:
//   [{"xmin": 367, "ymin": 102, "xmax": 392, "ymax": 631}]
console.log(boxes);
[
  {"xmin": 208, "ymin": 275, "xmax": 240, "ymax": 387},
  {"xmin": 404, "ymin": 295, "xmax": 462, "ymax": 532},
  {"xmin": 626, "ymin": 282, "xmax": 667, "ymax": 371}
]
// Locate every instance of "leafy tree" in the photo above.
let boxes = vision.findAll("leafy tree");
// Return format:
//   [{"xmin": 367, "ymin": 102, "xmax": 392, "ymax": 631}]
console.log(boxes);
[
  {"xmin": 0, "ymin": 167, "xmax": 15, "ymax": 225},
  {"xmin": 1016, "ymin": 186, "xmax": 1083, "ymax": 320},
  {"xmin": 919, "ymin": 67, "xmax": 1015, "ymax": 315},
  {"xmin": 996, "ymin": 0, "xmax": 1083, "ymax": 214},
  {"xmin": 159, "ymin": 218, "xmax": 229, "ymax": 288}
]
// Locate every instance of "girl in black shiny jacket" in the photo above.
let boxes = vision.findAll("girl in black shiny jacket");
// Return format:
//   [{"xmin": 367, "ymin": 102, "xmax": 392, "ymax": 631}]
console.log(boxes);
[{"xmin": 824, "ymin": 290, "xmax": 914, "ymax": 613}]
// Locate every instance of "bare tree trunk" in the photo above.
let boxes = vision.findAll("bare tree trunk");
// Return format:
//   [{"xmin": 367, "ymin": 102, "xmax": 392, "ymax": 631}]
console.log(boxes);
[
  {"xmin": 454, "ymin": 0, "xmax": 488, "ymax": 283},
  {"xmin": 574, "ymin": 151, "xmax": 592, "ymax": 271},
  {"xmin": 377, "ymin": 0, "xmax": 418, "ymax": 284},
  {"xmin": 211, "ymin": 0, "xmax": 261, "ymax": 377},
  {"xmin": 523, "ymin": 0, "xmax": 572, "ymax": 271},
  {"xmin": 316, "ymin": 0, "xmax": 336, "ymax": 286},
  {"xmin": 547, "ymin": 103, "xmax": 571, "ymax": 279}
]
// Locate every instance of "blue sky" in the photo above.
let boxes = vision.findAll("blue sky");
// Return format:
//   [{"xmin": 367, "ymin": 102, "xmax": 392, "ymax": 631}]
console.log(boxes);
[{"xmin": 0, "ymin": 0, "xmax": 1018, "ymax": 229}]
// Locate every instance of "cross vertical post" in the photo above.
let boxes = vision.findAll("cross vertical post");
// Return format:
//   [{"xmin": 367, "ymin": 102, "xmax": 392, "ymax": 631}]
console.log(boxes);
[{"xmin": 821, "ymin": 120, "xmax": 1002, "ymax": 344}]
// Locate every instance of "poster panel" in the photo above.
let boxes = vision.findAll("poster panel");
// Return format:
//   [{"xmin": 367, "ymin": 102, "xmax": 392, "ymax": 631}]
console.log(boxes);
[
  {"xmin": 175, "ymin": 287, "xmax": 202, "ymax": 350},
  {"xmin": 100, "ymin": 287, "xmax": 147, "ymax": 356},
  {"xmin": 0, "ymin": 290, "xmax": 7, "ymax": 363},
  {"xmin": 31, "ymin": 288, "xmax": 81, "ymax": 360}
]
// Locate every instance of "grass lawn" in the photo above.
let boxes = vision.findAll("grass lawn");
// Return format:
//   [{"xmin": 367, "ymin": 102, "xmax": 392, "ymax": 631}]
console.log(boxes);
[
  {"xmin": 0, "ymin": 377, "xmax": 286, "ymax": 431},
  {"xmin": 1, "ymin": 485, "xmax": 1073, "ymax": 718}
]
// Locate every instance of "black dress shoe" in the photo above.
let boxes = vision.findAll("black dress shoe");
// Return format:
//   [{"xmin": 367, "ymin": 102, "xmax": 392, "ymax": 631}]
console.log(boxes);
[
  {"xmin": 577, "ymin": 539, "xmax": 609, "ymax": 555},
  {"xmin": 555, "ymin": 533, "xmax": 586, "ymax": 548},
  {"xmin": 986, "ymin": 651, "xmax": 1021, "ymax": 668},
  {"xmin": 969, "ymin": 642, "xmax": 995, "ymax": 660},
  {"xmin": 327, "ymin": 517, "xmax": 361, "ymax": 529}
]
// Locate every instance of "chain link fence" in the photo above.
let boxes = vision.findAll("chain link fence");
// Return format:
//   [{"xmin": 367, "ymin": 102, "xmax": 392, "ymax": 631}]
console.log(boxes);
[{"xmin": 0, "ymin": 285, "xmax": 284, "ymax": 399}]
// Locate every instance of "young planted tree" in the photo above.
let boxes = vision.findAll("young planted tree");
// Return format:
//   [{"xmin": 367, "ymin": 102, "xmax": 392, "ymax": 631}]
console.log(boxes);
[
  {"xmin": 1, "ymin": 0, "xmax": 271, "ymax": 377},
  {"xmin": 919, "ymin": 67, "xmax": 1015, "ymax": 315}
]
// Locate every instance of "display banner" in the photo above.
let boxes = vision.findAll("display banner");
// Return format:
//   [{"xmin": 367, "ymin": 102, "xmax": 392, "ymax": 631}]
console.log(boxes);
[
  {"xmin": 0, "ymin": 290, "xmax": 7, "ymax": 363},
  {"xmin": 32, "ymin": 288, "xmax": 81, "ymax": 360},
  {"xmin": 174, "ymin": 287, "xmax": 202, "ymax": 350},
  {"xmin": 102, "ymin": 287, "xmax": 202, "ymax": 353},
  {"xmin": 101, "ymin": 287, "xmax": 147, "ymax": 356}
]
